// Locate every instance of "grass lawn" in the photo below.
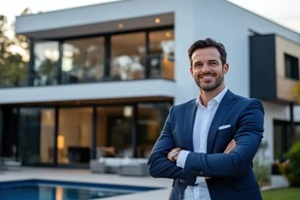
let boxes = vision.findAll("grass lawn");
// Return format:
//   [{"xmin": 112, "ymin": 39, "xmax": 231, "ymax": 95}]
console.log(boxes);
[{"xmin": 261, "ymin": 187, "xmax": 300, "ymax": 200}]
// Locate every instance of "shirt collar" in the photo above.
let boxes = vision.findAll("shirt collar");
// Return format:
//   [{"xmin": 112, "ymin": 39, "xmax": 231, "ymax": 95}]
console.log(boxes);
[{"xmin": 196, "ymin": 86, "xmax": 228, "ymax": 107}]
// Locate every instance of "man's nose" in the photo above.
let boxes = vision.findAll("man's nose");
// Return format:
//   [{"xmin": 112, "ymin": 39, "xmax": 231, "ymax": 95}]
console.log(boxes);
[{"xmin": 201, "ymin": 63, "xmax": 210, "ymax": 72}]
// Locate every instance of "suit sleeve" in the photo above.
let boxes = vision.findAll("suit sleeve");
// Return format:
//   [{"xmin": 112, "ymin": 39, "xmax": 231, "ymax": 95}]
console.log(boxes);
[
  {"xmin": 183, "ymin": 99, "xmax": 264, "ymax": 178},
  {"xmin": 147, "ymin": 107, "xmax": 184, "ymax": 179}
]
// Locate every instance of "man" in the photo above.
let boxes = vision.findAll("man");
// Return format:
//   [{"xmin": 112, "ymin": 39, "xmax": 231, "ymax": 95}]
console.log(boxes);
[{"xmin": 148, "ymin": 38, "xmax": 264, "ymax": 200}]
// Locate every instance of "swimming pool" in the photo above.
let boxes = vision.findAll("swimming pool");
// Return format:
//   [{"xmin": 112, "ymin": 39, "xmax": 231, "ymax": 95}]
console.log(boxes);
[{"xmin": 0, "ymin": 179, "xmax": 162, "ymax": 200}]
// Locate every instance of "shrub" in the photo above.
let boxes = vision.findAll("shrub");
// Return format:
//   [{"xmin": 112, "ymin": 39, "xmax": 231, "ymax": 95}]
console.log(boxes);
[
  {"xmin": 254, "ymin": 159, "xmax": 271, "ymax": 187},
  {"xmin": 253, "ymin": 142, "xmax": 271, "ymax": 187},
  {"xmin": 286, "ymin": 142, "xmax": 300, "ymax": 187}
]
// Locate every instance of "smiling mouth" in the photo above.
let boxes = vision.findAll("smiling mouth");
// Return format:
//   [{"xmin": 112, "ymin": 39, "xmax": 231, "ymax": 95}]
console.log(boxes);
[{"xmin": 200, "ymin": 74, "xmax": 215, "ymax": 79}]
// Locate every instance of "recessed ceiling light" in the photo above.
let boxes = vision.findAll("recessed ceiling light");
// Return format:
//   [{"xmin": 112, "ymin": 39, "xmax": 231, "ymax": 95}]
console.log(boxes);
[
  {"xmin": 118, "ymin": 23, "xmax": 124, "ymax": 28},
  {"xmin": 155, "ymin": 18, "xmax": 161, "ymax": 24}
]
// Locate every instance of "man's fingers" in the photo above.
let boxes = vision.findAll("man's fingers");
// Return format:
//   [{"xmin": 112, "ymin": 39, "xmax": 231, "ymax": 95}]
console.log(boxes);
[
  {"xmin": 224, "ymin": 139, "xmax": 236, "ymax": 154},
  {"xmin": 167, "ymin": 148, "xmax": 181, "ymax": 162}
]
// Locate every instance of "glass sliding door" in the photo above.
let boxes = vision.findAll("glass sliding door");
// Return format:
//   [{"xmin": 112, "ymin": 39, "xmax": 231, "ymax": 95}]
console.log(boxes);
[
  {"xmin": 19, "ymin": 108, "xmax": 42, "ymax": 166},
  {"xmin": 95, "ymin": 103, "xmax": 170, "ymax": 159},
  {"xmin": 58, "ymin": 107, "xmax": 92, "ymax": 165},
  {"xmin": 39, "ymin": 109, "xmax": 55, "ymax": 164},
  {"xmin": 1, "ymin": 107, "xmax": 19, "ymax": 157},
  {"xmin": 96, "ymin": 106, "xmax": 134, "ymax": 159},
  {"xmin": 13, "ymin": 102, "xmax": 172, "ymax": 167},
  {"xmin": 137, "ymin": 103, "xmax": 170, "ymax": 158},
  {"xmin": 19, "ymin": 108, "xmax": 55, "ymax": 166}
]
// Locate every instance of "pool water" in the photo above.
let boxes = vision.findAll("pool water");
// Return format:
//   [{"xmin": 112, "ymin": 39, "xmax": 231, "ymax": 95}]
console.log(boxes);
[{"xmin": 0, "ymin": 179, "xmax": 161, "ymax": 200}]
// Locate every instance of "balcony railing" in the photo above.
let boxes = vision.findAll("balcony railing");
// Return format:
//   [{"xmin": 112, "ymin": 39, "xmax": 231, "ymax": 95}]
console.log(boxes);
[{"xmin": 0, "ymin": 54, "xmax": 174, "ymax": 88}]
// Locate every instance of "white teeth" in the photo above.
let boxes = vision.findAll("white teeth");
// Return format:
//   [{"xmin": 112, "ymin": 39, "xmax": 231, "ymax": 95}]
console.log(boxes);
[{"xmin": 201, "ymin": 75, "xmax": 213, "ymax": 78}]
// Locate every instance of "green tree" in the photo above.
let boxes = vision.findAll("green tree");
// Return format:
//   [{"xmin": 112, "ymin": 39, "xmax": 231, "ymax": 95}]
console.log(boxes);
[
  {"xmin": 12, "ymin": 8, "xmax": 31, "ymax": 55},
  {"xmin": 0, "ymin": 15, "xmax": 12, "ymax": 66},
  {"xmin": 0, "ymin": 9, "xmax": 30, "ymax": 87}
]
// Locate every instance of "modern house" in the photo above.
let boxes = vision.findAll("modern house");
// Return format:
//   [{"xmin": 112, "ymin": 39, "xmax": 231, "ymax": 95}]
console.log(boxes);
[{"xmin": 0, "ymin": 0, "xmax": 299, "ymax": 169}]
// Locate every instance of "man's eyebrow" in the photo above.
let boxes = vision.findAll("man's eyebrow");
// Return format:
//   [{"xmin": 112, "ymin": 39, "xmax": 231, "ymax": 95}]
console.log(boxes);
[
  {"xmin": 193, "ymin": 61, "xmax": 202, "ymax": 66},
  {"xmin": 193, "ymin": 59, "xmax": 219, "ymax": 65},
  {"xmin": 208, "ymin": 59, "xmax": 219, "ymax": 62}
]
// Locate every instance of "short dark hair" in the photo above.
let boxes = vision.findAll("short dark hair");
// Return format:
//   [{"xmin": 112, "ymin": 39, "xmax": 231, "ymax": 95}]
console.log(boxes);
[{"xmin": 188, "ymin": 38, "xmax": 227, "ymax": 66}]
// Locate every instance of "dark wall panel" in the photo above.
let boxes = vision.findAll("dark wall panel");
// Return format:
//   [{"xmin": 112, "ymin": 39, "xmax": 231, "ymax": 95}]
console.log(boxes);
[{"xmin": 250, "ymin": 34, "xmax": 277, "ymax": 100}]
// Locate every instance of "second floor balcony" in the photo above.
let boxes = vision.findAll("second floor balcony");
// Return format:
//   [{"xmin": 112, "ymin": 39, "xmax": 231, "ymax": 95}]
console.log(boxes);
[{"xmin": 1, "ymin": 28, "xmax": 174, "ymax": 89}]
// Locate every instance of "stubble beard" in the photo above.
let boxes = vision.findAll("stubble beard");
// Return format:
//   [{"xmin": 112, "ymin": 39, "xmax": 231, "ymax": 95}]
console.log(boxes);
[{"xmin": 196, "ymin": 74, "xmax": 224, "ymax": 92}]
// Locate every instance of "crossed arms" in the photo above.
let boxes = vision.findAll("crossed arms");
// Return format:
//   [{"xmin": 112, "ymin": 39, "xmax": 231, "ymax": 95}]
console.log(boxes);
[
  {"xmin": 167, "ymin": 139, "xmax": 237, "ymax": 162},
  {"xmin": 148, "ymin": 99, "xmax": 264, "ymax": 181}
]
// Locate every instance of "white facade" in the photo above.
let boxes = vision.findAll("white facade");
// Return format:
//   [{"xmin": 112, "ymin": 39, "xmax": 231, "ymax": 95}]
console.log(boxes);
[{"xmin": 3, "ymin": 0, "xmax": 300, "ymax": 162}]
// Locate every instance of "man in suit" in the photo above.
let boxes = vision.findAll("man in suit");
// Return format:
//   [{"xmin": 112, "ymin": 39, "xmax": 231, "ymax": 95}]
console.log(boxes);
[{"xmin": 148, "ymin": 38, "xmax": 264, "ymax": 200}]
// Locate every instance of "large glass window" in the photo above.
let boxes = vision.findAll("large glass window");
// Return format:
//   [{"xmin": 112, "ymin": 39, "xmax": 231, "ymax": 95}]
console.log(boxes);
[
  {"xmin": 29, "ymin": 28, "xmax": 174, "ymax": 87},
  {"xmin": 34, "ymin": 42, "xmax": 59, "ymax": 86},
  {"xmin": 149, "ymin": 30, "xmax": 174, "ymax": 79},
  {"xmin": 111, "ymin": 33, "xmax": 146, "ymax": 80},
  {"xmin": 58, "ymin": 107, "xmax": 92, "ymax": 165},
  {"xmin": 62, "ymin": 37, "xmax": 105, "ymax": 84}
]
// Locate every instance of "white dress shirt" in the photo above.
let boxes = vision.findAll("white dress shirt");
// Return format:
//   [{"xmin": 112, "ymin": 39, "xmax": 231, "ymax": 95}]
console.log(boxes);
[{"xmin": 176, "ymin": 87, "xmax": 228, "ymax": 200}]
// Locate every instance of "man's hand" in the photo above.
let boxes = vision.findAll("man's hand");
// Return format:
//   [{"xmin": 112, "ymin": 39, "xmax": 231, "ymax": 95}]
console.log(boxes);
[
  {"xmin": 205, "ymin": 139, "xmax": 236, "ymax": 179},
  {"xmin": 167, "ymin": 147, "xmax": 181, "ymax": 162},
  {"xmin": 224, "ymin": 139, "xmax": 236, "ymax": 153}
]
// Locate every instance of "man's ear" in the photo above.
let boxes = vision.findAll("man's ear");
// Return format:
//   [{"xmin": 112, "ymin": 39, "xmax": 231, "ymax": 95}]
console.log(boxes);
[
  {"xmin": 189, "ymin": 67, "xmax": 193, "ymax": 75},
  {"xmin": 223, "ymin": 63, "xmax": 229, "ymax": 74}
]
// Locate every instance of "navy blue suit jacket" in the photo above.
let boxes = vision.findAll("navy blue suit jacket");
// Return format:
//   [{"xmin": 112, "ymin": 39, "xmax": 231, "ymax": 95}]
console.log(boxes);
[{"xmin": 148, "ymin": 90, "xmax": 264, "ymax": 200}]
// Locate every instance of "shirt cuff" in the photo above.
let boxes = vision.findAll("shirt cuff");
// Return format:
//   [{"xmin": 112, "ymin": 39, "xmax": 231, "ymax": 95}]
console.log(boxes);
[{"xmin": 176, "ymin": 150, "xmax": 190, "ymax": 168}]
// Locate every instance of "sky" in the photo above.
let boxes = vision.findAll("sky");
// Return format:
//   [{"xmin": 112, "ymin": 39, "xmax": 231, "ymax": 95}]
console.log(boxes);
[{"xmin": 0, "ymin": 0, "xmax": 300, "ymax": 34}]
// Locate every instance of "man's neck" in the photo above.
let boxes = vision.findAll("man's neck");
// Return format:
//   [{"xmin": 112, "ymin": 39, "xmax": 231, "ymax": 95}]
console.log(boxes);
[{"xmin": 200, "ymin": 85, "xmax": 225, "ymax": 107}]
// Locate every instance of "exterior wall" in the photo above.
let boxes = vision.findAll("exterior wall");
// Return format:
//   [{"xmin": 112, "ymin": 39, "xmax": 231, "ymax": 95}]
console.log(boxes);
[
  {"xmin": 171, "ymin": 0, "xmax": 199, "ymax": 104},
  {"xmin": 295, "ymin": 106, "xmax": 300, "ymax": 121}
]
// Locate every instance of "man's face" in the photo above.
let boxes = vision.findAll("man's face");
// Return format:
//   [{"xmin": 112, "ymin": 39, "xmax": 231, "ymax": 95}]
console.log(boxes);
[{"xmin": 190, "ymin": 47, "xmax": 228, "ymax": 91}]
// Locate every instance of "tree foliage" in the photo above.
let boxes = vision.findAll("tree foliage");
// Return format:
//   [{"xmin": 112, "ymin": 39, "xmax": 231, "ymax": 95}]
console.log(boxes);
[
  {"xmin": 291, "ymin": 82, "xmax": 300, "ymax": 103},
  {"xmin": 0, "ymin": 9, "xmax": 31, "ymax": 87},
  {"xmin": 286, "ymin": 142, "xmax": 300, "ymax": 187}
]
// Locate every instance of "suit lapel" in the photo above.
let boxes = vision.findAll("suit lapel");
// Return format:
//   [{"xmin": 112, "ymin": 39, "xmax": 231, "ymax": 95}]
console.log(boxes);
[
  {"xmin": 184, "ymin": 100, "xmax": 197, "ymax": 151},
  {"xmin": 206, "ymin": 90, "xmax": 236, "ymax": 153}
]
